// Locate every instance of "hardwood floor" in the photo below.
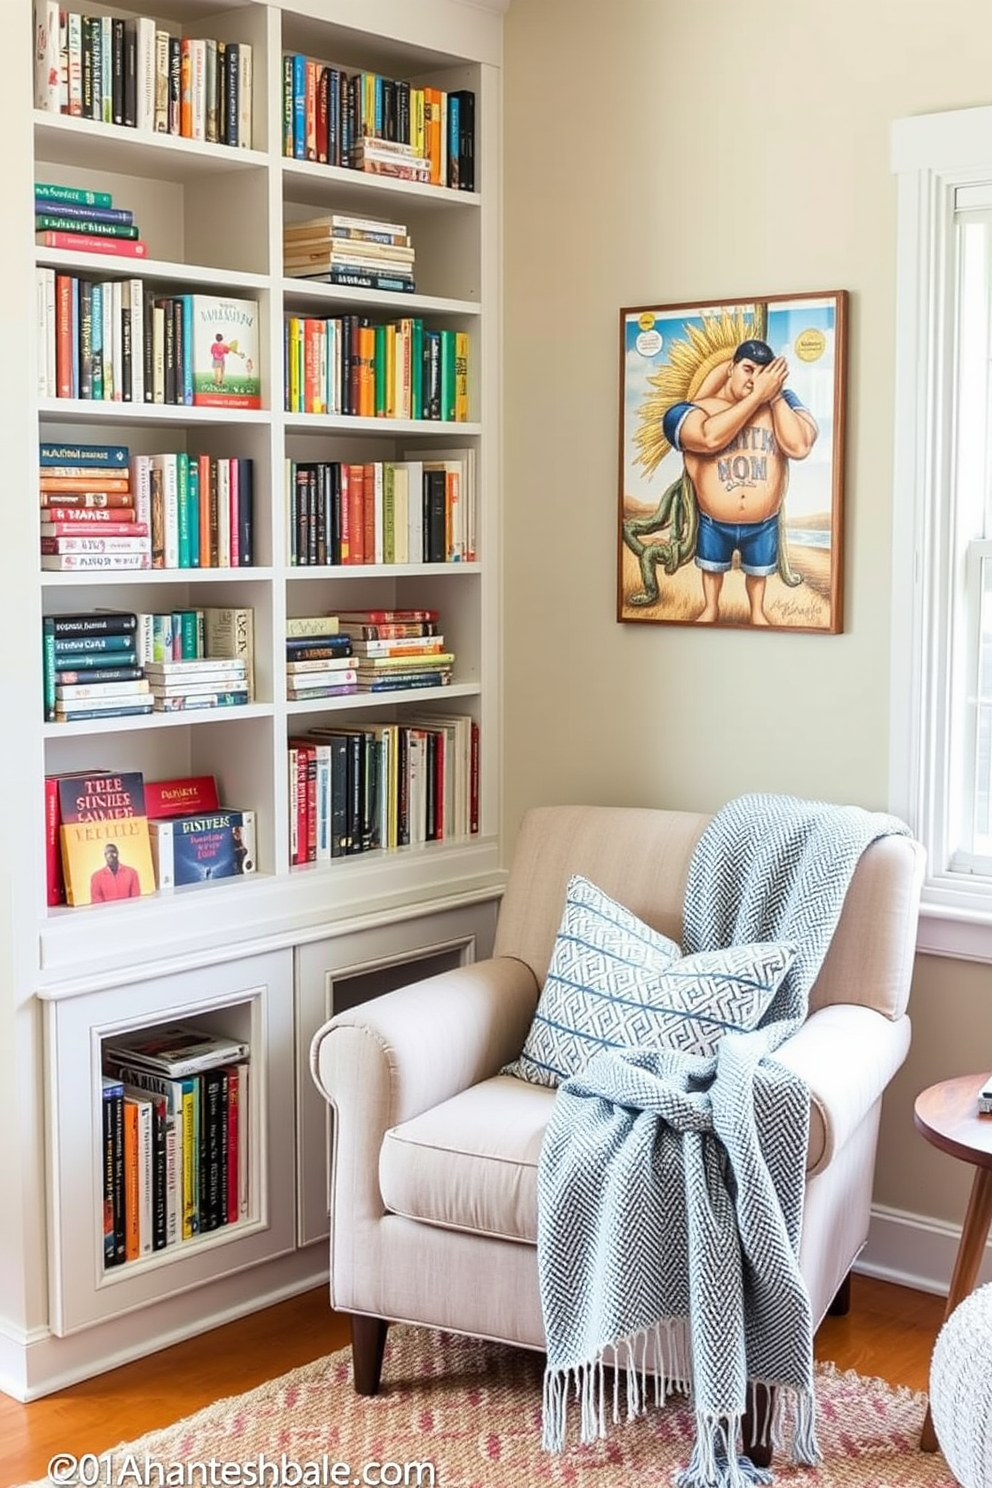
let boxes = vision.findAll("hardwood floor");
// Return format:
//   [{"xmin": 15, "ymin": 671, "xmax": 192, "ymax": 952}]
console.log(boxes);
[{"xmin": 0, "ymin": 1276, "xmax": 947, "ymax": 1488}]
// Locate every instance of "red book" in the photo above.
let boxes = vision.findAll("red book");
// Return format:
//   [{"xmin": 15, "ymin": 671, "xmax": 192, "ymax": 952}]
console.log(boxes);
[
  {"xmin": 335, "ymin": 609, "xmax": 440, "ymax": 622},
  {"xmin": 225, "ymin": 1064, "xmax": 240, "ymax": 1224},
  {"xmin": 45, "ymin": 776, "xmax": 65, "ymax": 906},
  {"xmin": 144, "ymin": 775, "xmax": 220, "ymax": 820},
  {"xmin": 37, "ymin": 230, "xmax": 149, "ymax": 257},
  {"xmin": 41, "ymin": 491, "xmax": 135, "ymax": 509},
  {"xmin": 345, "ymin": 463, "xmax": 365, "ymax": 565}
]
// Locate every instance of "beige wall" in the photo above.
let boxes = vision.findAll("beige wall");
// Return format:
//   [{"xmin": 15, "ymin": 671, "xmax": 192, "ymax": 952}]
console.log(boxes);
[{"xmin": 501, "ymin": 0, "xmax": 992, "ymax": 1252}]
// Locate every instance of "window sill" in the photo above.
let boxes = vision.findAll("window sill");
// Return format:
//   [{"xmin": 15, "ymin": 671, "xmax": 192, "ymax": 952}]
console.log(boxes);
[{"xmin": 918, "ymin": 879, "xmax": 992, "ymax": 962}]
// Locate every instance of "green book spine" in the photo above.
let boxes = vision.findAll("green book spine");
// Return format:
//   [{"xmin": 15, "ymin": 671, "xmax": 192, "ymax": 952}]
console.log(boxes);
[
  {"xmin": 42, "ymin": 617, "xmax": 56, "ymax": 721},
  {"xmin": 35, "ymin": 182, "xmax": 114, "ymax": 207},
  {"xmin": 410, "ymin": 318, "xmax": 424, "ymax": 421},
  {"xmin": 374, "ymin": 324, "xmax": 387, "ymax": 416},
  {"xmin": 35, "ymin": 215, "xmax": 139, "ymax": 239},
  {"xmin": 439, "ymin": 328, "xmax": 457, "ymax": 422}
]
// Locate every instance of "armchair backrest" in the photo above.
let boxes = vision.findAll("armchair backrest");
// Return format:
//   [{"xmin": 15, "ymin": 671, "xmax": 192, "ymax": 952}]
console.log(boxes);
[{"xmin": 493, "ymin": 805, "xmax": 925, "ymax": 1022}]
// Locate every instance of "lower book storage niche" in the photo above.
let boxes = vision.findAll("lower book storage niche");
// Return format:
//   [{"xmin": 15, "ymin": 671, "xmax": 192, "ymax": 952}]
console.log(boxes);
[{"xmin": 42, "ymin": 947, "xmax": 295, "ymax": 1336}]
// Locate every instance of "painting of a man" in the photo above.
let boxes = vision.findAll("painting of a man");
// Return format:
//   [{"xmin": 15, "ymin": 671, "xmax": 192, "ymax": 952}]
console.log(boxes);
[{"xmin": 618, "ymin": 293, "xmax": 846, "ymax": 632}]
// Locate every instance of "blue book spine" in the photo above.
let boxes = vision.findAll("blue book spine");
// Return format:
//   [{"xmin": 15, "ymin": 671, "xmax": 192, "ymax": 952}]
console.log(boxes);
[
  {"xmin": 177, "ymin": 453, "xmax": 191, "ymax": 568},
  {"xmin": 181, "ymin": 295, "xmax": 194, "ymax": 406},
  {"xmin": 448, "ymin": 93, "xmax": 460, "ymax": 189},
  {"xmin": 40, "ymin": 441, "xmax": 129, "ymax": 467},
  {"xmin": 36, "ymin": 200, "xmax": 134, "ymax": 226},
  {"xmin": 42, "ymin": 618, "xmax": 56, "ymax": 721},
  {"xmin": 54, "ymin": 703, "xmax": 153, "ymax": 720},
  {"xmin": 292, "ymin": 53, "xmax": 306, "ymax": 159}
]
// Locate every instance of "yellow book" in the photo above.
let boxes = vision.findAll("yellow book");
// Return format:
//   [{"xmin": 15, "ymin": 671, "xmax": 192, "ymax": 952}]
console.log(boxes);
[
  {"xmin": 57, "ymin": 771, "xmax": 156, "ymax": 907},
  {"xmin": 182, "ymin": 1082, "xmax": 197, "ymax": 1239},
  {"xmin": 454, "ymin": 331, "xmax": 469, "ymax": 422},
  {"xmin": 287, "ymin": 317, "xmax": 301, "ymax": 411}
]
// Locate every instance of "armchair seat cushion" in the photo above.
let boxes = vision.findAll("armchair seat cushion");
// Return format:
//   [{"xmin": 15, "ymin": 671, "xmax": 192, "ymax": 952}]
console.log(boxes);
[{"xmin": 380, "ymin": 1075, "xmax": 555, "ymax": 1243}]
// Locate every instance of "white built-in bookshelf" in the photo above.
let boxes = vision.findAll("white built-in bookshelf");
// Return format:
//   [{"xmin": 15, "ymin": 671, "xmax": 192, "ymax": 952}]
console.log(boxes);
[{"xmin": 0, "ymin": 0, "xmax": 505, "ymax": 1401}]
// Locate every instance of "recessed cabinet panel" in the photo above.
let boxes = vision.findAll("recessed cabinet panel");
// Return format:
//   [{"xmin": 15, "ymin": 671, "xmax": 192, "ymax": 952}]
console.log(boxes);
[
  {"xmin": 44, "ymin": 948, "xmax": 295, "ymax": 1335},
  {"xmin": 294, "ymin": 900, "xmax": 498, "ymax": 1246}
]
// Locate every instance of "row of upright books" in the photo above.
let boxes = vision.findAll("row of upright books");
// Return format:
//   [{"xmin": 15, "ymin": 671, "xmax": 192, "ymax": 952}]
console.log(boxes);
[
  {"xmin": 281, "ymin": 54, "xmax": 474, "ymax": 191},
  {"xmin": 42, "ymin": 608, "xmax": 255, "ymax": 722},
  {"xmin": 290, "ymin": 713, "xmax": 478, "ymax": 861},
  {"xmin": 101, "ymin": 1022, "xmax": 251, "ymax": 1267},
  {"xmin": 33, "ymin": 3, "xmax": 253, "ymax": 148},
  {"xmin": 39, "ymin": 442, "xmax": 254, "ymax": 572},
  {"xmin": 286, "ymin": 452, "xmax": 475, "ymax": 567},
  {"xmin": 284, "ymin": 315, "xmax": 469, "ymax": 421},
  {"xmin": 36, "ymin": 280, "xmax": 261, "ymax": 409}
]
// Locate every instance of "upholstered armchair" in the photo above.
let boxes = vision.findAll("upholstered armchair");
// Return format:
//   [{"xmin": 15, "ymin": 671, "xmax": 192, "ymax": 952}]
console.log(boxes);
[{"xmin": 310, "ymin": 804, "xmax": 925, "ymax": 1410}]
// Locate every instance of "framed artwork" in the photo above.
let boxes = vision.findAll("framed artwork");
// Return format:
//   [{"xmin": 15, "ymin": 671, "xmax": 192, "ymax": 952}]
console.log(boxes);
[{"xmin": 617, "ymin": 290, "xmax": 848, "ymax": 632}]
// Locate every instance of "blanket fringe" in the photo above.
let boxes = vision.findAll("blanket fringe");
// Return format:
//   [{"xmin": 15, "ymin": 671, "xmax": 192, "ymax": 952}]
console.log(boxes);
[
  {"xmin": 543, "ymin": 1320, "xmax": 695, "ymax": 1451},
  {"xmin": 675, "ymin": 1416, "xmax": 774, "ymax": 1488}
]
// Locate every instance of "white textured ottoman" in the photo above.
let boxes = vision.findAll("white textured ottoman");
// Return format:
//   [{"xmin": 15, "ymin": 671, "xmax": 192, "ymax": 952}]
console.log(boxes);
[{"xmin": 929, "ymin": 1280, "xmax": 992, "ymax": 1486}]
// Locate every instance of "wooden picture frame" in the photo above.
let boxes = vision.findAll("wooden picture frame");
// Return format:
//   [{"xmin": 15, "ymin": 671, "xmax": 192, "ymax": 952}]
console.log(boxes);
[{"xmin": 617, "ymin": 290, "xmax": 847, "ymax": 632}]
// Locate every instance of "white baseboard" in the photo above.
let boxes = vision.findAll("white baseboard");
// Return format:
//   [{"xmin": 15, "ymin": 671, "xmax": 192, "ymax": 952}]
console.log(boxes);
[
  {"xmin": 857, "ymin": 1202, "xmax": 992, "ymax": 1296},
  {"xmin": 0, "ymin": 1248, "xmax": 329, "ymax": 1403},
  {"xmin": 3, "ymin": 1206, "xmax": 990, "ymax": 1402}
]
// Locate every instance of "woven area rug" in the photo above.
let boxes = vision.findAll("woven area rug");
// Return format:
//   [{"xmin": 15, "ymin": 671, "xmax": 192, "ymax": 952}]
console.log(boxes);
[{"xmin": 20, "ymin": 1326, "xmax": 956, "ymax": 1488}]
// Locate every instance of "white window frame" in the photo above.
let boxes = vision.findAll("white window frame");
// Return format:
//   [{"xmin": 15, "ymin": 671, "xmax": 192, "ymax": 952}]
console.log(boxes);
[{"xmin": 890, "ymin": 104, "xmax": 992, "ymax": 962}]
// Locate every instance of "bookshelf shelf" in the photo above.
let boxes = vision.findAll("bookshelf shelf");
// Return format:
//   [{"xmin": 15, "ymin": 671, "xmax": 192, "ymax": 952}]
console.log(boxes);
[
  {"xmin": 35, "ymin": 112, "xmax": 269, "ymax": 180},
  {"xmin": 8, "ymin": 0, "xmax": 504, "ymax": 1398}
]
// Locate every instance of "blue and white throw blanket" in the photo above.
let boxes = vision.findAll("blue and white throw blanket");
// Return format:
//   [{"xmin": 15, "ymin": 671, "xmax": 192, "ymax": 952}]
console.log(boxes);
[{"xmin": 538, "ymin": 793, "xmax": 911, "ymax": 1487}]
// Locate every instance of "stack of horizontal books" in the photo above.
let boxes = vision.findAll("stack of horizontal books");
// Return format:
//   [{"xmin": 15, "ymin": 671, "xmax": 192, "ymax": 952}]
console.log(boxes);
[
  {"xmin": 35, "ymin": 180, "xmax": 147, "ymax": 258},
  {"xmin": 43, "ymin": 610, "xmax": 151, "ymax": 723},
  {"xmin": 285, "ymin": 618, "xmax": 356, "ymax": 700},
  {"xmin": 282, "ymin": 211, "xmax": 415, "ymax": 293},
  {"xmin": 336, "ymin": 608, "xmax": 454, "ymax": 692},
  {"xmin": 144, "ymin": 656, "xmax": 249, "ymax": 712},
  {"xmin": 40, "ymin": 440, "xmax": 150, "ymax": 571}
]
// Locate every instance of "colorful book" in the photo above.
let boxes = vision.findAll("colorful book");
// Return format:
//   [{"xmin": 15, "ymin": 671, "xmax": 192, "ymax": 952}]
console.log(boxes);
[
  {"xmin": 57, "ymin": 770, "xmax": 156, "ymax": 907},
  {"xmin": 188, "ymin": 294, "xmax": 261, "ymax": 409},
  {"xmin": 40, "ymin": 442, "xmax": 129, "ymax": 467},
  {"xmin": 101, "ymin": 1075, "xmax": 125, "ymax": 1266},
  {"xmin": 145, "ymin": 775, "xmax": 220, "ymax": 820},
  {"xmin": 35, "ymin": 230, "xmax": 149, "ymax": 257},
  {"xmin": 150, "ymin": 809, "xmax": 256, "ymax": 888}
]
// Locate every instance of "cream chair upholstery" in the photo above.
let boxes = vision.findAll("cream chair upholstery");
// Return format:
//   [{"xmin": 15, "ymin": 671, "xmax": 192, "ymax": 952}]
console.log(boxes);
[{"xmin": 310, "ymin": 804, "xmax": 925, "ymax": 1404}]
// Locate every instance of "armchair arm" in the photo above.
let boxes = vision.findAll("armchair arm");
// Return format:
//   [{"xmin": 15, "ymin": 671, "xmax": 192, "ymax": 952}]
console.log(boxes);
[
  {"xmin": 774, "ymin": 1003, "xmax": 912, "ymax": 1176},
  {"xmin": 309, "ymin": 956, "xmax": 540, "ymax": 1229}
]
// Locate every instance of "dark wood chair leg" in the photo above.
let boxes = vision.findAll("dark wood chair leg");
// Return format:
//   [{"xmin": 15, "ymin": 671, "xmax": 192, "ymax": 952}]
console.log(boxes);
[
  {"xmin": 740, "ymin": 1382, "xmax": 774, "ymax": 1469},
  {"xmin": 350, "ymin": 1313, "xmax": 389, "ymax": 1396},
  {"xmin": 827, "ymin": 1271, "xmax": 852, "ymax": 1317}
]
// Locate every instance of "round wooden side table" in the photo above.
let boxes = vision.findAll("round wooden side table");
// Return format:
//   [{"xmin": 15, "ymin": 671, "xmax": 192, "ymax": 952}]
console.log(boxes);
[{"xmin": 914, "ymin": 1071, "xmax": 992, "ymax": 1453}]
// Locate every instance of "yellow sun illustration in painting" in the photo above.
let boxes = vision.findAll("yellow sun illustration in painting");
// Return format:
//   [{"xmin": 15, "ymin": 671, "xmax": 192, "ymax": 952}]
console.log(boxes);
[{"xmin": 633, "ymin": 307, "xmax": 758, "ymax": 478}]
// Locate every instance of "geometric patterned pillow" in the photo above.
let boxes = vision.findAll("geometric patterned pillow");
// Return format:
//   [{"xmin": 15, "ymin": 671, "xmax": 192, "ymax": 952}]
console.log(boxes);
[{"xmin": 503, "ymin": 876, "xmax": 795, "ymax": 1088}]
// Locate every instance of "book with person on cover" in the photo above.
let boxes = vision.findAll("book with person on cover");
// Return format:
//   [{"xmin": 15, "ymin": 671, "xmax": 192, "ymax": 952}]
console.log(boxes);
[
  {"xmin": 102, "ymin": 1022, "xmax": 250, "ymax": 1079},
  {"xmin": 189, "ymin": 294, "xmax": 261, "ymax": 409},
  {"xmin": 150, "ymin": 809, "xmax": 256, "ymax": 888},
  {"xmin": 58, "ymin": 770, "xmax": 156, "ymax": 907}
]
